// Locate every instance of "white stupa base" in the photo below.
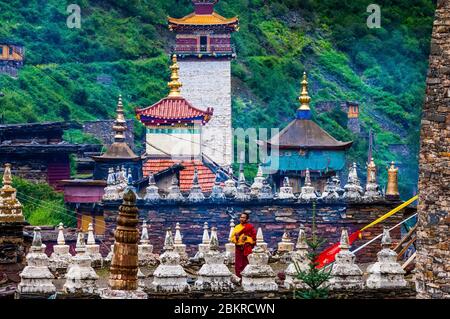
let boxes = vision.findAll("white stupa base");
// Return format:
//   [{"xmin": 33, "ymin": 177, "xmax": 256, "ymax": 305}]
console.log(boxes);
[{"xmin": 99, "ymin": 288, "xmax": 148, "ymax": 299}]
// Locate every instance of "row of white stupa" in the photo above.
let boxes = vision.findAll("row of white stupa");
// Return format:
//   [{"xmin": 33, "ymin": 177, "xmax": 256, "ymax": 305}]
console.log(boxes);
[
  {"xmin": 103, "ymin": 160, "xmax": 388, "ymax": 203},
  {"xmin": 17, "ymin": 219, "xmax": 407, "ymax": 296}
]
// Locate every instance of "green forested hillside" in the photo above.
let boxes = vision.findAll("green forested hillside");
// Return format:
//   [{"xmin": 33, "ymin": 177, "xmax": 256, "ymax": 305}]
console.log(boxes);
[
  {"xmin": 0, "ymin": 0, "xmax": 436, "ymax": 198},
  {"xmin": 1, "ymin": 177, "xmax": 76, "ymax": 226}
]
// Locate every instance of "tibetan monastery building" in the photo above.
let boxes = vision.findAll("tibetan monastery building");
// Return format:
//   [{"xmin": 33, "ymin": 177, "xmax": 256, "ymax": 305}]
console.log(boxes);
[
  {"xmin": 168, "ymin": 0, "xmax": 238, "ymax": 58},
  {"xmin": 135, "ymin": 55, "xmax": 218, "ymax": 193},
  {"xmin": 261, "ymin": 73, "xmax": 353, "ymax": 193},
  {"xmin": 168, "ymin": 0, "xmax": 239, "ymax": 166}
]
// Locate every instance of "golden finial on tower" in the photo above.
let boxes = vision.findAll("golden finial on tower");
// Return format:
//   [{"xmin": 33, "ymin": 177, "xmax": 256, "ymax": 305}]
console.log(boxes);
[
  {"xmin": 298, "ymin": 72, "xmax": 311, "ymax": 111},
  {"xmin": 112, "ymin": 94, "xmax": 127, "ymax": 143},
  {"xmin": 0, "ymin": 163, "xmax": 24, "ymax": 223},
  {"xmin": 168, "ymin": 54, "xmax": 182, "ymax": 97},
  {"xmin": 386, "ymin": 161, "xmax": 400, "ymax": 200}
]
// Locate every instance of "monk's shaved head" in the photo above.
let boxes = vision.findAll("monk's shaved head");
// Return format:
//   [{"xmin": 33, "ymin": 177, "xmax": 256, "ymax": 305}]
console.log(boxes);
[{"xmin": 240, "ymin": 213, "xmax": 249, "ymax": 224}]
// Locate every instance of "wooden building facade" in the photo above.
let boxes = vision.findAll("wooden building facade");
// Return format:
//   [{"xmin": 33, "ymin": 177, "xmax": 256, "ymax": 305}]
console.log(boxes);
[
  {"xmin": 0, "ymin": 42, "xmax": 24, "ymax": 77},
  {"xmin": 0, "ymin": 122, "xmax": 95, "ymax": 191},
  {"xmin": 168, "ymin": 0, "xmax": 238, "ymax": 59}
]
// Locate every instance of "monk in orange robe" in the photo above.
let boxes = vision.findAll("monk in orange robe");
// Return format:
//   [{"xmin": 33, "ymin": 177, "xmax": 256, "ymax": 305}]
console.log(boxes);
[{"xmin": 230, "ymin": 212, "xmax": 257, "ymax": 278}]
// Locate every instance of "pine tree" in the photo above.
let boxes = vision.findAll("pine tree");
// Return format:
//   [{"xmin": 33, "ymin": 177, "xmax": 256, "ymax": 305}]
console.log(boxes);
[{"xmin": 294, "ymin": 201, "xmax": 331, "ymax": 299}]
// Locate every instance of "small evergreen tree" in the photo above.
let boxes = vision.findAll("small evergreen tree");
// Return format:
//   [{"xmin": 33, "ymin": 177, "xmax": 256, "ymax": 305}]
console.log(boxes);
[{"xmin": 294, "ymin": 201, "xmax": 331, "ymax": 299}]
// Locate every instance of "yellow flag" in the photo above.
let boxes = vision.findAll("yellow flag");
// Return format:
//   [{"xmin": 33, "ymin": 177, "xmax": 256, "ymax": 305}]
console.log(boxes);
[{"xmin": 360, "ymin": 195, "xmax": 418, "ymax": 231}]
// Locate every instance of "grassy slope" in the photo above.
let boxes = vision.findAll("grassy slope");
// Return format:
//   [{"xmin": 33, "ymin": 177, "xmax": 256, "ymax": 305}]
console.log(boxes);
[
  {"xmin": 0, "ymin": 0, "xmax": 435, "ymax": 200},
  {"xmin": 2, "ymin": 177, "xmax": 77, "ymax": 227}
]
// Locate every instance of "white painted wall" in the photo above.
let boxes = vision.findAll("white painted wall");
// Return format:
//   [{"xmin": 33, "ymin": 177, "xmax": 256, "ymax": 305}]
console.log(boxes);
[
  {"xmin": 178, "ymin": 60, "xmax": 232, "ymax": 166},
  {"xmin": 146, "ymin": 129, "xmax": 201, "ymax": 158}
]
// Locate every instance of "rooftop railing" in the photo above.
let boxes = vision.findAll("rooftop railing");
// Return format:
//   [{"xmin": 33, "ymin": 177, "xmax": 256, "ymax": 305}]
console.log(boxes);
[{"xmin": 172, "ymin": 44, "xmax": 236, "ymax": 57}]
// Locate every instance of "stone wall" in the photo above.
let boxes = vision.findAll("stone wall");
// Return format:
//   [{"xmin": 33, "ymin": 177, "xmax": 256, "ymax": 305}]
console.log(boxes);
[
  {"xmin": 0, "ymin": 158, "xmax": 48, "ymax": 184},
  {"xmin": 82, "ymin": 120, "xmax": 135, "ymax": 149},
  {"xmin": 347, "ymin": 118, "xmax": 360, "ymax": 134},
  {"xmin": 0, "ymin": 60, "xmax": 22, "ymax": 77},
  {"xmin": 101, "ymin": 200, "xmax": 406, "ymax": 263},
  {"xmin": 314, "ymin": 101, "xmax": 338, "ymax": 112},
  {"xmin": 416, "ymin": 0, "xmax": 450, "ymax": 299},
  {"xmin": 51, "ymin": 287, "xmax": 416, "ymax": 300},
  {"xmin": 178, "ymin": 60, "xmax": 232, "ymax": 166},
  {"xmin": 0, "ymin": 222, "xmax": 29, "ymax": 296}
]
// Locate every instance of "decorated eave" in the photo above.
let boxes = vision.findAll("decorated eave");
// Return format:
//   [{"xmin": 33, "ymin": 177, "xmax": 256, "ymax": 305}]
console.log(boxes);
[
  {"xmin": 260, "ymin": 72, "xmax": 353, "ymax": 151},
  {"xmin": 135, "ymin": 54, "xmax": 213, "ymax": 126},
  {"xmin": 262, "ymin": 120, "xmax": 353, "ymax": 151},
  {"xmin": 135, "ymin": 97, "xmax": 213, "ymax": 126},
  {"xmin": 168, "ymin": 12, "xmax": 238, "ymax": 31}
]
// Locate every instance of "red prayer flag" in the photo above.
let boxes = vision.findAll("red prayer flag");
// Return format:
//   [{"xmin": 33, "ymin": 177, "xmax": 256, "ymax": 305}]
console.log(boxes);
[
  {"xmin": 314, "ymin": 196, "xmax": 418, "ymax": 269},
  {"xmin": 315, "ymin": 230, "xmax": 362, "ymax": 268}
]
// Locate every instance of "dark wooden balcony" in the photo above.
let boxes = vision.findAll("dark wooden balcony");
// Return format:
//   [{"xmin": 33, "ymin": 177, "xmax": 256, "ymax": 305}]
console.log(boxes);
[{"xmin": 172, "ymin": 44, "xmax": 236, "ymax": 58}]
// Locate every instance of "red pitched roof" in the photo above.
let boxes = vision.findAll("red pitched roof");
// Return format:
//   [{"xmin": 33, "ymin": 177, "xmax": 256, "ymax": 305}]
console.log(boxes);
[
  {"xmin": 136, "ymin": 97, "xmax": 213, "ymax": 123},
  {"xmin": 143, "ymin": 159, "xmax": 216, "ymax": 192}
]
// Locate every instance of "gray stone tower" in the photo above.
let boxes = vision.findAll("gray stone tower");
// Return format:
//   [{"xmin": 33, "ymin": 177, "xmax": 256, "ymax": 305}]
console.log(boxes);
[
  {"xmin": 168, "ymin": 0, "xmax": 239, "ymax": 167},
  {"xmin": 416, "ymin": 0, "xmax": 450, "ymax": 299}
]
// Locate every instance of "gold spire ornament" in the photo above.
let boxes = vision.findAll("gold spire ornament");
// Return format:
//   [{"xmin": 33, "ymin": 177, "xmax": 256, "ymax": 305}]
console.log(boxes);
[
  {"xmin": 167, "ymin": 54, "xmax": 182, "ymax": 97},
  {"xmin": 0, "ymin": 163, "xmax": 25, "ymax": 223},
  {"xmin": 112, "ymin": 94, "xmax": 127, "ymax": 143},
  {"xmin": 367, "ymin": 157, "xmax": 377, "ymax": 184},
  {"xmin": 298, "ymin": 72, "xmax": 311, "ymax": 111},
  {"xmin": 386, "ymin": 161, "xmax": 400, "ymax": 200}
]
